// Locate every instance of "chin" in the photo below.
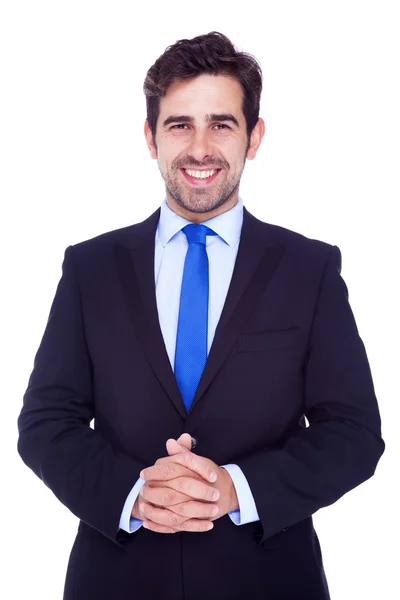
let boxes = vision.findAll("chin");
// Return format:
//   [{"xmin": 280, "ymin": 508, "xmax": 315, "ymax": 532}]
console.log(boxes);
[{"xmin": 179, "ymin": 198, "xmax": 223, "ymax": 214}]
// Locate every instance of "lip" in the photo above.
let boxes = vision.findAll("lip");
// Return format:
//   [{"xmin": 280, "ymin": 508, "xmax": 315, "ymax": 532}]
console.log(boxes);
[{"xmin": 180, "ymin": 168, "xmax": 221, "ymax": 186}]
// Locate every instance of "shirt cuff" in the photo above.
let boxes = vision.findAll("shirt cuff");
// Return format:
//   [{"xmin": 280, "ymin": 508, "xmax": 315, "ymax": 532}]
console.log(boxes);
[
  {"xmin": 119, "ymin": 477, "xmax": 146, "ymax": 533},
  {"xmin": 221, "ymin": 463, "xmax": 260, "ymax": 526}
]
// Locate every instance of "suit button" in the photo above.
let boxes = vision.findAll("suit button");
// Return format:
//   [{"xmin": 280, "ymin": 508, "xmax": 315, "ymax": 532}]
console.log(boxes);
[{"xmin": 191, "ymin": 437, "xmax": 197, "ymax": 449}]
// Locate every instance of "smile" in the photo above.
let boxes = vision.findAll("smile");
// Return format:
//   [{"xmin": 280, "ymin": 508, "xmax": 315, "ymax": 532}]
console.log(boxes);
[{"xmin": 180, "ymin": 168, "xmax": 221, "ymax": 186}]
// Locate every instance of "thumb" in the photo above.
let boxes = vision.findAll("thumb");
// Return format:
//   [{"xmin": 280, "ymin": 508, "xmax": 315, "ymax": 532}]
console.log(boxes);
[
  {"xmin": 166, "ymin": 433, "xmax": 192, "ymax": 456},
  {"xmin": 176, "ymin": 433, "xmax": 193, "ymax": 450}
]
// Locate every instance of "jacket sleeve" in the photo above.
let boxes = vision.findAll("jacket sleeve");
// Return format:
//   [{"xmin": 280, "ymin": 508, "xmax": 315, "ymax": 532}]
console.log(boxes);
[
  {"xmin": 17, "ymin": 245, "xmax": 144, "ymax": 546},
  {"xmin": 235, "ymin": 244, "xmax": 385, "ymax": 543}
]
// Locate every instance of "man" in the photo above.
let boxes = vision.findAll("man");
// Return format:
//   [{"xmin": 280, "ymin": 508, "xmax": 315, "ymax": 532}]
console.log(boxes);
[{"xmin": 18, "ymin": 31, "xmax": 385, "ymax": 599}]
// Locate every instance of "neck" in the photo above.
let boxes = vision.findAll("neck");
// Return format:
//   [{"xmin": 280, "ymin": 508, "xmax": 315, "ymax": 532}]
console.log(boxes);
[{"xmin": 165, "ymin": 192, "xmax": 239, "ymax": 223}]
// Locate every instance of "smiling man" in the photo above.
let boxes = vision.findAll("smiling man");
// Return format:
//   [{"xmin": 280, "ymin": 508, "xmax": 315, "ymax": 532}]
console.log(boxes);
[
  {"xmin": 18, "ymin": 32, "xmax": 384, "ymax": 600},
  {"xmin": 146, "ymin": 73, "xmax": 261, "ymax": 221}
]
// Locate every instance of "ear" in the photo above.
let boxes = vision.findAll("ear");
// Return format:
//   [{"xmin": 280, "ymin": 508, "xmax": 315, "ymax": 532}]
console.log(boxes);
[
  {"xmin": 246, "ymin": 118, "xmax": 265, "ymax": 160},
  {"xmin": 144, "ymin": 119, "xmax": 157, "ymax": 159}
]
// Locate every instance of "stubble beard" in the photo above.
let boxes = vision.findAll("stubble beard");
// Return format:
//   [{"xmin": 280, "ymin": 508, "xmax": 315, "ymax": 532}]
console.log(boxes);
[{"xmin": 162, "ymin": 164, "xmax": 244, "ymax": 215}]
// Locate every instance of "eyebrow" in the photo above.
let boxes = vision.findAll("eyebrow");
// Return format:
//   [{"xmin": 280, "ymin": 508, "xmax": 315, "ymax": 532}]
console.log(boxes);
[{"xmin": 162, "ymin": 113, "xmax": 240, "ymax": 128}]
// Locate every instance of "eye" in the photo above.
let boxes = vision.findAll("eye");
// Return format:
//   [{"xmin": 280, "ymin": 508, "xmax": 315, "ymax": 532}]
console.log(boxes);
[{"xmin": 170, "ymin": 123, "xmax": 230, "ymax": 130}]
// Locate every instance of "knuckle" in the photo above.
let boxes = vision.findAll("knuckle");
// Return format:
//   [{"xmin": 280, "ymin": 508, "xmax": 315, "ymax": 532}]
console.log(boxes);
[
  {"xmin": 181, "ymin": 519, "xmax": 191, "ymax": 531},
  {"xmin": 185, "ymin": 453, "xmax": 194, "ymax": 467},
  {"xmin": 176, "ymin": 503, "xmax": 187, "ymax": 516},
  {"xmin": 169, "ymin": 512, "xmax": 182, "ymax": 526},
  {"xmin": 163, "ymin": 490, "xmax": 173, "ymax": 504},
  {"xmin": 178, "ymin": 477, "xmax": 189, "ymax": 492},
  {"xmin": 160, "ymin": 464, "xmax": 171, "ymax": 478}
]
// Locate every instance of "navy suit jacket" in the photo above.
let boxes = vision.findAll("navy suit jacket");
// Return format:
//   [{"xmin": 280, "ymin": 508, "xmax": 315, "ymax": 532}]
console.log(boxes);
[{"xmin": 18, "ymin": 206, "xmax": 384, "ymax": 600}]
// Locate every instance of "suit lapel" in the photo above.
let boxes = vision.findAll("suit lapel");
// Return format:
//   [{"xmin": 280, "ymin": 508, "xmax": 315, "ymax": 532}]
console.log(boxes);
[
  {"xmin": 114, "ymin": 208, "xmax": 188, "ymax": 418},
  {"xmin": 190, "ymin": 209, "xmax": 284, "ymax": 414},
  {"xmin": 114, "ymin": 205, "xmax": 284, "ymax": 419}
]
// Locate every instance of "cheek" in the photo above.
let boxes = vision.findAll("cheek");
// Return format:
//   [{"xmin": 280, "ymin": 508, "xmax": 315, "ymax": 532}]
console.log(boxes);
[
  {"xmin": 216, "ymin": 139, "xmax": 246, "ymax": 161},
  {"xmin": 161, "ymin": 146, "xmax": 187, "ymax": 169}
]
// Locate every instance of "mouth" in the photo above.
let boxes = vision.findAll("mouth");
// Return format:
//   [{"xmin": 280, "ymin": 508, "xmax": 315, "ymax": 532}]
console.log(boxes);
[{"xmin": 180, "ymin": 168, "xmax": 221, "ymax": 186}]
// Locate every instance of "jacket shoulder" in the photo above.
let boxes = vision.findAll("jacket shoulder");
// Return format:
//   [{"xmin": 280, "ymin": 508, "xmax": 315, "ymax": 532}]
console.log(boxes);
[
  {"xmin": 266, "ymin": 221, "xmax": 333, "ymax": 251},
  {"xmin": 71, "ymin": 223, "xmax": 142, "ymax": 251},
  {"xmin": 67, "ymin": 208, "xmax": 160, "ymax": 258},
  {"xmin": 250, "ymin": 213, "xmax": 341, "ymax": 272}
]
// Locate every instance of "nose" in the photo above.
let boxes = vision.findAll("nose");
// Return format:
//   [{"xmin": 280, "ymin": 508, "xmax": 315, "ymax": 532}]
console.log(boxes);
[{"xmin": 186, "ymin": 129, "xmax": 213, "ymax": 163}]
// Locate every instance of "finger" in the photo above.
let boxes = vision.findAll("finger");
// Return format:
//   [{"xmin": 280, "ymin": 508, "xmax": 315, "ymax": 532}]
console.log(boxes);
[
  {"xmin": 139, "ymin": 483, "xmax": 192, "ymax": 507},
  {"xmin": 142, "ymin": 521, "xmax": 177, "ymax": 534},
  {"xmin": 176, "ymin": 518, "xmax": 214, "ymax": 533},
  {"xmin": 166, "ymin": 437, "xmax": 190, "ymax": 456},
  {"xmin": 176, "ymin": 433, "xmax": 192, "ymax": 450},
  {"xmin": 141, "ymin": 453, "xmax": 217, "ymax": 483},
  {"xmin": 155, "ymin": 456, "xmax": 193, "ymax": 466},
  {"xmin": 140, "ymin": 461, "xmax": 184, "ymax": 482},
  {"xmin": 142, "ymin": 519, "xmax": 214, "ymax": 534},
  {"xmin": 168, "ymin": 452, "xmax": 218, "ymax": 482},
  {"xmin": 139, "ymin": 483, "xmax": 220, "ymax": 516},
  {"xmin": 146, "ymin": 463, "xmax": 205, "ymax": 483},
  {"xmin": 139, "ymin": 501, "xmax": 187, "ymax": 528},
  {"xmin": 146, "ymin": 476, "xmax": 220, "ymax": 502},
  {"xmin": 168, "ymin": 500, "xmax": 220, "ymax": 520}
]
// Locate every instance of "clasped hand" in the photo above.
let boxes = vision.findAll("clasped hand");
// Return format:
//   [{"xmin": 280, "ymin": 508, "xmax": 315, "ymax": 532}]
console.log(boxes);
[{"xmin": 131, "ymin": 433, "xmax": 238, "ymax": 534}]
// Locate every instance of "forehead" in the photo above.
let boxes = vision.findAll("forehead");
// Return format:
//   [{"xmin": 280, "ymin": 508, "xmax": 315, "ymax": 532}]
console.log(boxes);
[{"xmin": 159, "ymin": 74, "xmax": 244, "ymax": 119}]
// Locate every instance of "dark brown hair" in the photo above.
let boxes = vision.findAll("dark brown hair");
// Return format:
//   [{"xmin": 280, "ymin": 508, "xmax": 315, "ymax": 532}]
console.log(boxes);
[{"xmin": 143, "ymin": 31, "xmax": 263, "ymax": 145}]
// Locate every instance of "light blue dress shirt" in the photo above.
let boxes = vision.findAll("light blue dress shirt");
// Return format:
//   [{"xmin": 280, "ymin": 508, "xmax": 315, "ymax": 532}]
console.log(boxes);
[{"xmin": 119, "ymin": 196, "xmax": 260, "ymax": 533}]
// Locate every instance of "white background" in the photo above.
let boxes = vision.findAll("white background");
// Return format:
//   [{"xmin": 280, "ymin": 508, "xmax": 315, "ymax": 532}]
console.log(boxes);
[{"xmin": 1, "ymin": 1, "xmax": 399, "ymax": 598}]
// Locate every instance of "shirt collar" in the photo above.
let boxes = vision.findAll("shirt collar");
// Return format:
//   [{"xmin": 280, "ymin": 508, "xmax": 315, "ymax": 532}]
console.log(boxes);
[{"xmin": 157, "ymin": 196, "xmax": 243, "ymax": 248}]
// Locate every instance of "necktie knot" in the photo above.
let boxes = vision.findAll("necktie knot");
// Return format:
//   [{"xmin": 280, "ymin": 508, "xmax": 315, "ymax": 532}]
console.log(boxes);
[{"xmin": 182, "ymin": 223, "xmax": 217, "ymax": 245}]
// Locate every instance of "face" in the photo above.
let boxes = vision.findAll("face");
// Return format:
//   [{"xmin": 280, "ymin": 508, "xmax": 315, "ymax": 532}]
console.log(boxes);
[{"xmin": 144, "ymin": 74, "xmax": 265, "ymax": 222}]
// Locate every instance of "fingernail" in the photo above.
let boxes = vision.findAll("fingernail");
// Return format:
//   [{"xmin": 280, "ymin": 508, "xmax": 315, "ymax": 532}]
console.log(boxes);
[
  {"xmin": 207, "ymin": 523, "xmax": 214, "ymax": 530},
  {"xmin": 212, "ymin": 490, "xmax": 220, "ymax": 501},
  {"xmin": 142, "ymin": 522, "xmax": 149, "ymax": 529},
  {"xmin": 211, "ymin": 506, "xmax": 219, "ymax": 516},
  {"xmin": 209, "ymin": 472, "xmax": 217, "ymax": 482},
  {"xmin": 139, "ymin": 503, "xmax": 146, "ymax": 512},
  {"xmin": 140, "ymin": 471, "xmax": 146, "ymax": 480}
]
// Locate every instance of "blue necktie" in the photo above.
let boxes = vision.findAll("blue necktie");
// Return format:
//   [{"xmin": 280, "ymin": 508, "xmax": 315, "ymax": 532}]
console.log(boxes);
[{"xmin": 174, "ymin": 223, "xmax": 218, "ymax": 412}]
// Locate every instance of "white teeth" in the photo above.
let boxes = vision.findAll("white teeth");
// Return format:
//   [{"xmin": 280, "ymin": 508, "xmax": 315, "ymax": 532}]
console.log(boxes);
[{"xmin": 184, "ymin": 169, "xmax": 217, "ymax": 179}]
